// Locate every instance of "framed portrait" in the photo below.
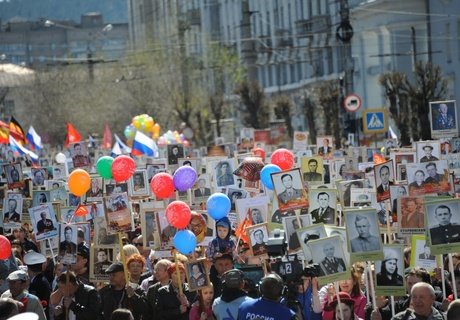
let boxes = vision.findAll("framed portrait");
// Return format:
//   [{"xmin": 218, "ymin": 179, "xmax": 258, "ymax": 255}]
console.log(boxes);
[
  {"xmin": 396, "ymin": 163, "xmax": 408, "ymax": 181},
  {"xmin": 344, "ymin": 155, "xmax": 358, "ymax": 172},
  {"xmin": 425, "ymin": 198, "xmax": 460, "ymax": 254},
  {"xmin": 60, "ymin": 207, "xmax": 76, "ymax": 223},
  {"xmin": 308, "ymin": 189, "xmax": 337, "ymax": 225},
  {"xmin": 29, "ymin": 203, "xmax": 58, "ymax": 241},
  {"xmin": 86, "ymin": 176, "xmax": 104, "ymax": 201},
  {"xmin": 4, "ymin": 163, "xmax": 24, "ymax": 190},
  {"xmin": 156, "ymin": 210, "xmax": 176, "ymax": 250},
  {"xmin": 140, "ymin": 201, "xmax": 163, "ymax": 249},
  {"xmin": 296, "ymin": 224, "xmax": 327, "ymax": 262},
  {"xmin": 103, "ymin": 192, "xmax": 132, "ymax": 233},
  {"xmin": 185, "ymin": 258, "xmax": 211, "ymax": 291},
  {"xmin": 68, "ymin": 193, "xmax": 81, "ymax": 207},
  {"xmin": 178, "ymin": 158, "xmax": 200, "ymax": 173},
  {"xmin": 39, "ymin": 158, "xmax": 51, "ymax": 168},
  {"xmin": 3, "ymin": 192, "xmax": 23, "ymax": 229},
  {"xmin": 316, "ymin": 136, "xmax": 333, "ymax": 156},
  {"xmin": 350, "ymin": 188, "xmax": 374, "ymax": 208},
  {"xmin": 344, "ymin": 208, "xmax": 383, "ymax": 263},
  {"xmin": 390, "ymin": 185, "xmax": 408, "ymax": 217},
  {"xmin": 193, "ymin": 174, "xmax": 212, "ymax": 203},
  {"xmin": 59, "ymin": 223, "xmax": 78, "ymax": 264},
  {"xmin": 325, "ymin": 226, "xmax": 350, "ymax": 264},
  {"xmin": 301, "ymin": 156, "xmax": 324, "ymax": 185},
  {"xmin": 167, "ymin": 144, "xmax": 185, "ymax": 166},
  {"xmin": 90, "ymin": 247, "xmax": 116, "ymax": 281},
  {"xmin": 450, "ymin": 137, "xmax": 460, "ymax": 154},
  {"xmin": 337, "ymin": 179, "xmax": 365, "ymax": 208},
  {"xmin": 397, "ymin": 196, "xmax": 425, "ymax": 234},
  {"xmin": 93, "ymin": 216, "xmax": 117, "ymax": 247},
  {"xmin": 235, "ymin": 195, "xmax": 270, "ymax": 224},
  {"xmin": 374, "ymin": 160, "xmax": 395, "ymax": 202},
  {"xmin": 40, "ymin": 236, "xmax": 59, "ymax": 257},
  {"xmin": 52, "ymin": 165, "xmax": 66, "ymax": 180},
  {"xmin": 416, "ymin": 141, "xmax": 441, "ymax": 163},
  {"xmin": 146, "ymin": 160, "xmax": 168, "ymax": 182},
  {"xmin": 22, "ymin": 198, "xmax": 32, "ymax": 215},
  {"xmin": 31, "ymin": 168, "xmax": 48, "ymax": 187},
  {"xmin": 46, "ymin": 180, "xmax": 64, "ymax": 190},
  {"xmin": 410, "ymin": 235, "xmax": 437, "ymax": 272},
  {"xmin": 374, "ymin": 245, "xmax": 406, "ymax": 296},
  {"xmin": 69, "ymin": 142, "xmax": 91, "ymax": 169},
  {"xmin": 247, "ymin": 223, "xmax": 269, "ymax": 258},
  {"xmin": 308, "ymin": 236, "xmax": 348, "ymax": 285},
  {"xmin": 32, "ymin": 190, "xmax": 50, "ymax": 207},
  {"xmin": 271, "ymin": 168, "xmax": 308, "ymax": 212},
  {"xmin": 240, "ymin": 127, "xmax": 255, "ymax": 149},
  {"xmin": 20, "ymin": 179, "xmax": 32, "ymax": 198},
  {"xmin": 50, "ymin": 187, "xmax": 67, "ymax": 206},
  {"xmin": 212, "ymin": 159, "xmax": 238, "ymax": 189},
  {"xmin": 429, "ymin": 100, "xmax": 458, "ymax": 138},
  {"xmin": 190, "ymin": 211, "xmax": 214, "ymax": 246},
  {"xmin": 406, "ymin": 161, "xmax": 451, "ymax": 196},
  {"xmin": 176, "ymin": 189, "xmax": 192, "ymax": 204},
  {"xmin": 227, "ymin": 188, "xmax": 248, "ymax": 211},
  {"xmin": 282, "ymin": 215, "xmax": 312, "ymax": 253},
  {"xmin": 293, "ymin": 131, "xmax": 309, "ymax": 151},
  {"xmin": 105, "ymin": 182, "xmax": 128, "ymax": 196},
  {"xmin": 128, "ymin": 170, "xmax": 149, "ymax": 197}
]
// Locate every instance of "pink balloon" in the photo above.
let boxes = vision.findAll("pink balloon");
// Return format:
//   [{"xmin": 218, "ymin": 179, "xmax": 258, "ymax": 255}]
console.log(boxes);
[
  {"xmin": 150, "ymin": 173, "xmax": 175, "ymax": 199},
  {"xmin": 166, "ymin": 201, "xmax": 191, "ymax": 229},
  {"xmin": 270, "ymin": 148, "xmax": 295, "ymax": 170},
  {"xmin": 112, "ymin": 155, "xmax": 136, "ymax": 182}
]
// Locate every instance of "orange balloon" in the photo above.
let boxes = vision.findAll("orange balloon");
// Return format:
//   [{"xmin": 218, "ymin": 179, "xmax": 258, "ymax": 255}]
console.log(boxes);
[
  {"xmin": 152, "ymin": 123, "xmax": 161, "ymax": 137},
  {"xmin": 68, "ymin": 169, "xmax": 91, "ymax": 196}
]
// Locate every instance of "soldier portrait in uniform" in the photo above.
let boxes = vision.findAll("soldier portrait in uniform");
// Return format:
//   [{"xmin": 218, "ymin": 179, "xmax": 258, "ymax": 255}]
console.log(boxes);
[
  {"xmin": 416, "ymin": 142, "xmax": 440, "ymax": 164},
  {"xmin": 70, "ymin": 142, "xmax": 90, "ymax": 168},
  {"xmin": 30, "ymin": 203, "xmax": 58, "ymax": 241},
  {"xmin": 247, "ymin": 224, "xmax": 269, "ymax": 257},
  {"xmin": 309, "ymin": 190, "xmax": 336, "ymax": 225},
  {"xmin": 430, "ymin": 100, "xmax": 458, "ymax": 138},
  {"xmin": 59, "ymin": 224, "xmax": 78, "ymax": 264},
  {"xmin": 428, "ymin": 203, "xmax": 460, "ymax": 246},
  {"xmin": 272, "ymin": 168, "xmax": 308, "ymax": 211},
  {"xmin": 301, "ymin": 157, "xmax": 323, "ymax": 183},
  {"xmin": 309, "ymin": 236, "xmax": 347, "ymax": 278},
  {"xmin": 346, "ymin": 211, "xmax": 382, "ymax": 253}
]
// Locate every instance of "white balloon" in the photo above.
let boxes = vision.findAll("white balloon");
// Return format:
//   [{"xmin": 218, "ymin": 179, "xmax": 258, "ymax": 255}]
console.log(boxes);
[{"xmin": 55, "ymin": 152, "xmax": 66, "ymax": 164}]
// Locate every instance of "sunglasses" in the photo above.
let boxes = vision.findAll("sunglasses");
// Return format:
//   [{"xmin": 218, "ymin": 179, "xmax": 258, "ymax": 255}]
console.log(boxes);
[{"xmin": 133, "ymin": 243, "xmax": 143, "ymax": 247}]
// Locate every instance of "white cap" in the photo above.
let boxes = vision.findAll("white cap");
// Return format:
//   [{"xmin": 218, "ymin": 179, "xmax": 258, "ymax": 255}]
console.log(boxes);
[{"xmin": 23, "ymin": 251, "xmax": 46, "ymax": 265}]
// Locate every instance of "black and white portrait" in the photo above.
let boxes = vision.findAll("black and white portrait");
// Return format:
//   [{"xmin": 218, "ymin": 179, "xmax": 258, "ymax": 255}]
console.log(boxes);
[
  {"xmin": 374, "ymin": 161, "xmax": 395, "ymax": 203},
  {"xmin": 426, "ymin": 200, "xmax": 460, "ymax": 248},
  {"xmin": 2, "ymin": 193, "xmax": 22, "ymax": 227},
  {"xmin": 167, "ymin": 144, "xmax": 184, "ymax": 165},
  {"xmin": 297, "ymin": 224, "xmax": 327, "ymax": 262},
  {"xmin": 214, "ymin": 160, "xmax": 236, "ymax": 188},
  {"xmin": 86, "ymin": 177, "xmax": 103, "ymax": 200},
  {"xmin": 129, "ymin": 170, "xmax": 149, "ymax": 197},
  {"xmin": 59, "ymin": 223, "xmax": 78, "ymax": 264},
  {"xmin": 30, "ymin": 203, "xmax": 58, "ymax": 241},
  {"xmin": 185, "ymin": 258, "xmax": 210, "ymax": 291},
  {"xmin": 31, "ymin": 168, "xmax": 47, "ymax": 187},
  {"xmin": 429, "ymin": 100, "xmax": 457, "ymax": 138},
  {"xmin": 4, "ymin": 163, "xmax": 24, "ymax": 189},
  {"xmin": 308, "ymin": 189, "xmax": 337, "ymax": 225},
  {"xmin": 146, "ymin": 161, "xmax": 167, "ymax": 182},
  {"xmin": 247, "ymin": 224, "xmax": 269, "ymax": 257},
  {"xmin": 105, "ymin": 182, "xmax": 128, "ymax": 196},
  {"xmin": 282, "ymin": 215, "xmax": 312, "ymax": 253},
  {"xmin": 52, "ymin": 165, "xmax": 66, "ymax": 179},
  {"xmin": 301, "ymin": 157, "xmax": 323, "ymax": 184},
  {"xmin": 416, "ymin": 141, "xmax": 441, "ymax": 163},
  {"xmin": 345, "ymin": 209, "xmax": 382, "ymax": 254},
  {"xmin": 272, "ymin": 168, "xmax": 308, "ymax": 212},
  {"xmin": 70, "ymin": 142, "xmax": 90, "ymax": 168},
  {"xmin": 309, "ymin": 236, "xmax": 347, "ymax": 277},
  {"xmin": 375, "ymin": 246, "xmax": 404, "ymax": 288}
]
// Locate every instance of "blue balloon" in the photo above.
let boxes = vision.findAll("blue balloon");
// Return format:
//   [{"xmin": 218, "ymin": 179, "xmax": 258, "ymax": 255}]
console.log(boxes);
[
  {"xmin": 173, "ymin": 230, "xmax": 197, "ymax": 255},
  {"xmin": 260, "ymin": 164, "xmax": 281, "ymax": 190},
  {"xmin": 206, "ymin": 193, "xmax": 231, "ymax": 220}
]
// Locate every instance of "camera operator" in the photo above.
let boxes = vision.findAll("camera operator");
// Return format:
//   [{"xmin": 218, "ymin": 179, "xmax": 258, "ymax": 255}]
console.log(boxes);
[{"xmin": 237, "ymin": 273, "xmax": 298, "ymax": 320}]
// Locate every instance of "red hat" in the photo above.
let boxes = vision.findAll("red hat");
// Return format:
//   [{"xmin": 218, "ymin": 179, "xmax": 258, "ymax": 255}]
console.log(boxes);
[{"xmin": 324, "ymin": 292, "xmax": 355, "ymax": 311}]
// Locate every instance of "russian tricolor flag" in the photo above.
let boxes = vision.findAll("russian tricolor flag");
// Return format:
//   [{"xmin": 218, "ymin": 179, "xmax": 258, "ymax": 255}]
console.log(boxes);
[
  {"xmin": 26, "ymin": 126, "xmax": 42, "ymax": 151},
  {"xmin": 132, "ymin": 131, "xmax": 158, "ymax": 157},
  {"xmin": 10, "ymin": 135, "xmax": 39, "ymax": 162}
]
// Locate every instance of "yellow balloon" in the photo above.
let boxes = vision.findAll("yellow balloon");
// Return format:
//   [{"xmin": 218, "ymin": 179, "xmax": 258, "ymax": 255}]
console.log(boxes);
[
  {"xmin": 153, "ymin": 123, "xmax": 161, "ymax": 137},
  {"xmin": 145, "ymin": 116, "xmax": 154, "ymax": 132}
]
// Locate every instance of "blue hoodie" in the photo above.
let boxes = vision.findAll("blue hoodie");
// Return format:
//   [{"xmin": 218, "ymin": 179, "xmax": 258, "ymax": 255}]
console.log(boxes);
[{"xmin": 206, "ymin": 216, "xmax": 236, "ymax": 259}]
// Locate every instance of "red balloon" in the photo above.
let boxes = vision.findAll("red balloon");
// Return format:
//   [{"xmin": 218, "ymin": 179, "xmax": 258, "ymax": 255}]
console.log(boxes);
[
  {"xmin": 252, "ymin": 147, "xmax": 266, "ymax": 160},
  {"xmin": 150, "ymin": 173, "xmax": 175, "ymax": 199},
  {"xmin": 0, "ymin": 235, "xmax": 11, "ymax": 260},
  {"xmin": 166, "ymin": 201, "xmax": 191, "ymax": 229},
  {"xmin": 112, "ymin": 155, "xmax": 136, "ymax": 182},
  {"xmin": 270, "ymin": 148, "xmax": 295, "ymax": 170}
]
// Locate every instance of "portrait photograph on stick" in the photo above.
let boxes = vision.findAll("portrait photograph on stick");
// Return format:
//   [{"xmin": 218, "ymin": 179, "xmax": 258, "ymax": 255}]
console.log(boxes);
[
  {"xmin": 271, "ymin": 168, "xmax": 308, "ymax": 211},
  {"xmin": 374, "ymin": 245, "xmax": 405, "ymax": 296}
]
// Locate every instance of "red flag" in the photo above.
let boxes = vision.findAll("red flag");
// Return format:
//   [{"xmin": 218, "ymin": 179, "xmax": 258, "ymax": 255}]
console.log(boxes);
[
  {"xmin": 0, "ymin": 121, "xmax": 9, "ymax": 144},
  {"xmin": 65, "ymin": 122, "xmax": 82, "ymax": 147},
  {"xmin": 9, "ymin": 116, "xmax": 26, "ymax": 144},
  {"xmin": 235, "ymin": 215, "xmax": 252, "ymax": 244},
  {"xmin": 373, "ymin": 152, "xmax": 386, "ymax": 165},
  {"xmin": 102, "ymin": 123, "xmax": 112, "ymax": 149}
]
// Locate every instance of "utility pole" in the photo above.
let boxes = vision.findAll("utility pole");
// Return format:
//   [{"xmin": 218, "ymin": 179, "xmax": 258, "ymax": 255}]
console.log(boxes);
[{"xmin": 241, "ymin": 0, "xmax": 257, "ymax": 82}]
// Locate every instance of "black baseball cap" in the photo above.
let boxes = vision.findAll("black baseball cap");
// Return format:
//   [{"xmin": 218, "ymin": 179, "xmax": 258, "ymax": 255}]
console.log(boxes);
[
  {"xmin": 105, "ymin": 262, "xmax": 124, "ymax": 274},
  {"xmin": 222, "ymin": 269, "xmax": 244, "ymax": 289}
]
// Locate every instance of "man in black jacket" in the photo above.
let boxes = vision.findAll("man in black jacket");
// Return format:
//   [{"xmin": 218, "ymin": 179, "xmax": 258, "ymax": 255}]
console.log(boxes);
[
  {"xmin": 53, "ymin": 271, "xmax": 101, "ymax": 320},
  {"xmin": 23, "ymin": 251, "xmax": 51, "ymax": 319},
  {"xmin": 99, "ymin": 262, "xmax": 148, "ymax": 320}
]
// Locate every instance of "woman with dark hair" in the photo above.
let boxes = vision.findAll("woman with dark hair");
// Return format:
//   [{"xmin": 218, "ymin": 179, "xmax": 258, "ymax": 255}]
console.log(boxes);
[
  {"xmin": 322, "ymin": 268, "xmax": 366, "ymax": 320},
  {"xmin": 324, "ymin": 292, "xmax": 363, "ymax": 320},
  {"xmin": 111, "ymin": 309, "xmax": 134, "ymax": 320},
  {"xmin": 376, "ymin": 250, "xmax": 403, "ymax": 286},
  {"xmin": 408, "ymin": 170, "xmax": 426, "ymax": 193}
]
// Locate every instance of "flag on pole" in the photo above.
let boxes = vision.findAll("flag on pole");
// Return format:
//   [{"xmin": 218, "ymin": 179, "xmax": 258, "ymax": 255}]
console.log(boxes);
[
  {"xmin": 102, "ymin": 123, "xmax": 112, "ymax": 149},
  {"xmin": 9, "ymin": 135, "xmax": 38, "ymax": 162},
  {"xmin": 0, "ymin": 121, "xmax": 9, "ymax": 144},
  {"xmin": 26, "ymin": 126, "xmax": 42, "ymax": 151},
  {"xmin": 88, "ymin": 135, "xmax": 96, "ymax": 148},
  {"xmin": 132, "ymin": 130, "xmax": 158, "ymax": 157},
  {"xmin": 111, "ymin": 141, "xmax": 122, "ymax": 157},
  {"xmin": 373, "ymin": 152, "xmax": 386, "ymax": 165},
  {"xmin": 114, "ymin": 134, "xmax": 131, "ymax": 153},
  {"xmin": 9, "ymin": 116, "xmax": 26, "ymax": 145},
  {"xmin": 65, "ymin": 123, "xmax": 82, "ymax": 147}
]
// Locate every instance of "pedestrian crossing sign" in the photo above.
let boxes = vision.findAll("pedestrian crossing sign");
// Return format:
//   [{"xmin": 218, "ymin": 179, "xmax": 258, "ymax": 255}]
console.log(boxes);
[{"xmin": 363, "ymin": 109, "xmax": 388, "ymax": 134}]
